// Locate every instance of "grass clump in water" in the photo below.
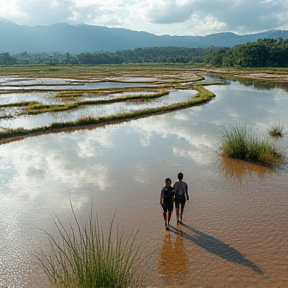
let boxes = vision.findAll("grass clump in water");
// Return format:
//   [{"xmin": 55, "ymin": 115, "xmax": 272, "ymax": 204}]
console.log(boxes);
[
  {"xmin": 220, "ymin": 124, "xmax": 283, "ymax": 165},
  {"xmin": 37, "ymin": 202, "xmax": 149, "ymax": 288},
  {"xmin": 268, "ymin": 122, "xmax": 285, "ymax": 137}
]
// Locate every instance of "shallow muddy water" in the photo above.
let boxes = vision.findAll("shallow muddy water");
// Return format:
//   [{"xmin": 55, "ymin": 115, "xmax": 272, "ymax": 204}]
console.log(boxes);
[{"xmin": 0, "ymin": 78, "xmax": 288, "ymax": 288}]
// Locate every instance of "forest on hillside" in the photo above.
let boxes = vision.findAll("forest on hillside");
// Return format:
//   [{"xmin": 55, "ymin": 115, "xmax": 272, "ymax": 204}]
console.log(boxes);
[{"xmin": 1, "ymin": 38, "xmax": 287, "ymax": 67}]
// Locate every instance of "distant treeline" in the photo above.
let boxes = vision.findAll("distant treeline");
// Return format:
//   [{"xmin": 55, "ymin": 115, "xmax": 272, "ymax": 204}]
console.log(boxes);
[{"xmin": 1, "ymin": 38, "xmax": 287, "ymax": 67}]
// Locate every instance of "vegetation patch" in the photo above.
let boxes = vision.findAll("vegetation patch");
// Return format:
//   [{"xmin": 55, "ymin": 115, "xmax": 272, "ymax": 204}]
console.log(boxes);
[
  {"xmin": 220, "ymin": 124, "xmax": 283, "ymax": 165},
  {"xmin": 36, "ymin": 202, "xmax": 150, "ymax": 288},
  {"xmin": 26, "ymin": 102, "xmax": 79, "ymax": 114},
  {"xmin": 268, "ymin": 122, "xmax": 285, "ymax": 138},
  {"xmin": 0, "ymin": 101, "xmax": 38, "ymax": 108}
]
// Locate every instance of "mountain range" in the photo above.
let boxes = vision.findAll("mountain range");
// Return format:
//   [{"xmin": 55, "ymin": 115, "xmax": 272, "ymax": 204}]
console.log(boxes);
[{"xmin": 1, "ymin": 20, "xmax": 288, "ymax": 54}]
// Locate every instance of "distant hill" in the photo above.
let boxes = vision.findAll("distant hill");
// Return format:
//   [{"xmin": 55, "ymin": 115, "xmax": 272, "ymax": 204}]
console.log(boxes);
[{"xmin": 1, "ymin": 20, "xmax": 288, "ymax": 54}]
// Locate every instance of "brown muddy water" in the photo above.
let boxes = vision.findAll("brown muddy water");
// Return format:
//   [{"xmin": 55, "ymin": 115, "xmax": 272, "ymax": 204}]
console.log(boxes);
[{"xmin": 0, "ymin": 78, "xmax": 288, "ymax": 288}]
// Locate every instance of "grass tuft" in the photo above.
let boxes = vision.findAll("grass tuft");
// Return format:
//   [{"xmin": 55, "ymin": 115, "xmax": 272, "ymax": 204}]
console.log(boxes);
[
  {"xmin": 220, "ymin": 124, "xmax": 283, "ymax": 165},
  {"xmin": 268, "ymin": 122, "xmax": 285, "ymax": 137},
  {"xmin": 36, "ymin": 201, "xmax": 150, "ymax": 288}
]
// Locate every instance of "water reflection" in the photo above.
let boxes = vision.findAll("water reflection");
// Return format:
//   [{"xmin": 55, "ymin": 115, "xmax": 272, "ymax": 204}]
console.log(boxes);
[
  {"xmin": 219, "ymin": 156, "xmax": 274, "ymax": 184},
  {"xmin": 222, "ymin": 75, "xmax": 288, "ymax": 92},
  {"xmin": 158, "ymin": 233, "xmax": 187, "ymax": 284}
]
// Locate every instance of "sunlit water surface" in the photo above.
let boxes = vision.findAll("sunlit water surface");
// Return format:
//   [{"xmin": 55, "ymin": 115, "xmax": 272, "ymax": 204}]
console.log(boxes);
[{"xmin": 0, "ymin": 79, "xmax": 288, "ymax": 288}]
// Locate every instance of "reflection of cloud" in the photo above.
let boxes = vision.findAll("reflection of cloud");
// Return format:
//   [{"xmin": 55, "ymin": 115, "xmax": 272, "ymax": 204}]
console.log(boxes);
[
  {"xmin": 173, "ymin": 146, "xmax": 214, "ymax": 165},
  {"xmin": 139, "ymin": 132, "xmax": 152, "ymax": 147},
  {"xmin": 0, "ymin": 130, "xmax": 112, "ymax": 211},
  {"xmin": 132, "ymin": 115, "xmax": 217, "ymax": 165},
  {"xmin": 133, "ymin": 163, "xmax": 149, "ymax": 184},
  {"xmin": 71, "ymin": 127, "xmax": 115, "ymax": 153},
  {"xmin": 26, "ymin": 167, "xmax": 46, "ymax": 179}
]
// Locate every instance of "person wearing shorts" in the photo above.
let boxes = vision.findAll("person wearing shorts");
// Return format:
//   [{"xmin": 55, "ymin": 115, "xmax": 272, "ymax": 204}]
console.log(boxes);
[
  {"xmin": 160, "ymin": 178, "xmax": 174, "ymax": 230},
  {"xmin": 173, "ymin": 172, "xmax": 189, "ymax": 224}
]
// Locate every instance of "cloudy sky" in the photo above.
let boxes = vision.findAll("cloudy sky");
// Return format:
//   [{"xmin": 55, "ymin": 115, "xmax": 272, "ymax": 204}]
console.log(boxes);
[{"xmin": 1, "ymin": 0, "xmax": 288, "ymax": 36}]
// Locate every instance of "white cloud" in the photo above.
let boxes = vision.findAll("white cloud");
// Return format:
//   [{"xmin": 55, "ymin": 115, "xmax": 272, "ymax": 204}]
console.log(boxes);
[
  {"xmin": 0, "ymin": 0, "xmax": 287, "ymax": 36},
  {"xmin": 0, "ymin": 1, "xmax": 28, "ymax": 21}
]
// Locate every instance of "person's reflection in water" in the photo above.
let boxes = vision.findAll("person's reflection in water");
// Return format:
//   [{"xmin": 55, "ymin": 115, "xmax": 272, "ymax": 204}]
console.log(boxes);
[{"xmin": 158, "ymin": 233, "xmax": 187, "ymax": 285}]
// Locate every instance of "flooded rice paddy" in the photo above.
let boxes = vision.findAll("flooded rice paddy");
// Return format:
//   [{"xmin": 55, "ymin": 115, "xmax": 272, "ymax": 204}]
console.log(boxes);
[
  {"xmin": 0, "ymin": 75, "xmax": 288, "ymax": 288},
  {"xmin": 0, "ymin": 89, "xmax": 197, "ymax": 130},
  {"xmin": 0, "ymin": 77, "xmax": 152, "ymax": 90}
]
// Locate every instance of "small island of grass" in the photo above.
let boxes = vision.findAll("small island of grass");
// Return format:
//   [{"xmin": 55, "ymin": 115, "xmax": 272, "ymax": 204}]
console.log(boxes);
[
  {"xmin": 268, "ymin": 122, "xmax": 285, "ymax": 138},
  {"xmin": 220, "ymin": 124, "xmax": 283, "ymax": 165}
]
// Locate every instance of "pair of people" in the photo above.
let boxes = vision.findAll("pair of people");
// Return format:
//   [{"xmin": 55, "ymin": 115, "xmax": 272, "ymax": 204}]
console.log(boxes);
[{"xmin": 160, "ymin": 172, "xmax": 189, "ymax": 230}]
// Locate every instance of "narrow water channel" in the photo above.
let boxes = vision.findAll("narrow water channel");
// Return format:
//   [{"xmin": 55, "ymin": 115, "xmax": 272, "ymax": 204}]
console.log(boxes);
[{"xmin": 0, "ymin": 78, "xmax": 288, "ymax": 288}]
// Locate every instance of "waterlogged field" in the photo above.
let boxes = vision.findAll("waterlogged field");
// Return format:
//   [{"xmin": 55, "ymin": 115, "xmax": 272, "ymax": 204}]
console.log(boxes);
[
  {"xmin": 0, "ymin": 89, "xmax": 198, "ymax": 130},
  {"xmin": 0, "ymin": 65, "xmax": 288, "ymax": 288},
  {"xmin": 0, "ymin": 67, "xmax": 217, "ymax": 143}
]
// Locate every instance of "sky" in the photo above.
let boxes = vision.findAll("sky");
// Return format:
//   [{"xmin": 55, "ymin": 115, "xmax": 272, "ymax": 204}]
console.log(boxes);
[{"xmin": 1, "ymin": 0, "xmax": 288, "ymax": 36}]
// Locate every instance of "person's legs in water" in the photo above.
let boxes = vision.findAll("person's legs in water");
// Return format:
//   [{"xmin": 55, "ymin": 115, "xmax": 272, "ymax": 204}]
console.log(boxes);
[
  {"xmin": 180, "ymin": 200, "xmax": 186, "ymax": 223},
  {"xmin": 167, "ymin": 202, "xmax": 173, "ymax": 226},
  {"xmin": 178, "ymin": 204, "xmax": 182, "ymax": 223},
  {"xmin": 176, "ymin": 199, "xmax": 185, "ymax": 224},
  {"xmin": 168, "ymin": 210, "xmax": 172, "ymax": 225},
  {"xmin": 162, "ymin": 204, "xmax": 169, "ymax": 229},
  {"xmin": 175, "ymin": 199, "xmax": 180, "ymax": 223}
]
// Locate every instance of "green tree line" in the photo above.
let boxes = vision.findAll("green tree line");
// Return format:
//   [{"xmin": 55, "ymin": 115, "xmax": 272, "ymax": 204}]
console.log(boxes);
[
  {"xmin": 0, "ymin": 38, "xmax": 287, "ymax": 67},
  {"xmin": 204, "ymin": 38, "xmax": 288, "ymax": 67},
  {"xmin": 1, "ymin": 47, "xmax": 219, "ymax": 65}
]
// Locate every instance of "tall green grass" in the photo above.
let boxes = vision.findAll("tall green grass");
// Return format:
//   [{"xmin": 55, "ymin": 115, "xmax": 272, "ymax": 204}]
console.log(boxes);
[
  {"xmin": 36, "ymin": 203, "xmax": 150, "ymax": 288},
  {"xmin": 220, "ymin": 124, "xmax": 283, "ymax": 165}
]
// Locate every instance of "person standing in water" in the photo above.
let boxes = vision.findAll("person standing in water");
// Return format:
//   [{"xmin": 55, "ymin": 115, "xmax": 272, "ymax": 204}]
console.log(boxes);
[
  {"xmin": 160, "ymin": 178, "xmax": 174, "ymax": 231},
  {"xmin": 173, "ymin": 172, "xmax": 189, "ymax": 224}
]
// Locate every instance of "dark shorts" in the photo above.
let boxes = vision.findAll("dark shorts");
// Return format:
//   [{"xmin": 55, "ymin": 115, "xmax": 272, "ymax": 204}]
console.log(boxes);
[
  {"xmin": 162, "ymin": 203, "xmax": 173, "ymax": 213},
  {"xmin": 175, "ymin": 196, "xmax": 186, "ymax": 209}
]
